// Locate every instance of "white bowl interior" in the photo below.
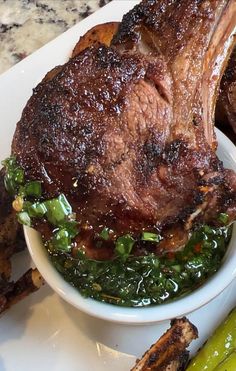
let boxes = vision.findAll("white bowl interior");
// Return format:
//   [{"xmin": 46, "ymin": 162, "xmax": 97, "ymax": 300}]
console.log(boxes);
[{"xmin": 25, "ymin": 129, "xmax": 236, "ymax": 324}]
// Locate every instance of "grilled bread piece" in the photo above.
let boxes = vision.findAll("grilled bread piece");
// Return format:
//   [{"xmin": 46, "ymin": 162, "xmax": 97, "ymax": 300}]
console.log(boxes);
[{"xmin": 131, "ymin": 317, "xmax": 198, "ymax": 371}]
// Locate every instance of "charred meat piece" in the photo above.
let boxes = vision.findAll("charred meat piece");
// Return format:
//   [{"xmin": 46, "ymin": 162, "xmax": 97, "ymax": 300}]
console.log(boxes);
[
  {"xmin": 216, "ymin": 46, "xmax": 236, "ymax": 143},
  {"xmin": 131, "ymin": 317, "xmax": 198, "ymax": 371},
  {"xmin": 12, "ymin": 0, "xmax": 236, "ymax": 256},
  {"xmin": 0, "ymin": 279, "xmax": 14, "ymax": 313},
  {"xmin": 0, "ymin": 268, "xmax": 44, "ymax": 314},
  {"xmin": 0, "ymin": 268, "xmax": 44, "ymax": 315}
]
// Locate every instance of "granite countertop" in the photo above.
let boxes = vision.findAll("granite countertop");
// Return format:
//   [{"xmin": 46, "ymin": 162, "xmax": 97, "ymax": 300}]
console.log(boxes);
[{"xmin": 0, "ymin": 0, "xmax": 111, "ymax": 75}]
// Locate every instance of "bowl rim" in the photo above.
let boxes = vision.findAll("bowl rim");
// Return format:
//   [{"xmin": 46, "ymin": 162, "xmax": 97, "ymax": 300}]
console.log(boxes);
[{"xmin": 25, "ymin": 129, "xmax": 236, "ymax": 324}]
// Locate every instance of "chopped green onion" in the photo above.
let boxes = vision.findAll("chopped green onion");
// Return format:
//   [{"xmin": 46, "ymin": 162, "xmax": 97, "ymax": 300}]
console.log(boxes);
[
  {"xmin": 2, "ymin": 156, "xmax": 25, "ymax": 194},
  {"xmin": 43, "ymin": 194, "xmax": 72, "ymax": 225},
  {"xmin": 24, "ymin": 181, "xmax": 42, "ymax": 197},
  {"xmin": 171, "ymin": 264, "xmax": 181, "ymax": 273},
  {"xmin": 58, "ymin": 194, "xmax": 72, "ymax": 213},
  {"xmin": 14, "ymin": 168, "xmax": 24, "ymax": 184},
  {"xmin": 22, "ymin": 200, "xmax": 32, "ymax": 209},
  {"xmin": 2, "ymin": 158, "xmax": 80, "ymax": 250},
  {"xmin": 218, "ymin": 213, "xmax": 229, "ymax": 225},
  {"xmin": 115, "ymin": 234, "xmax": 135, "ymax": 260},
  {"xmin": 4, "ymin": 175, "xmax": 15, "ymax": 195},
  {"xmin": 202, "ymin": 225, "xmax": 213, "ymax": 234},
  {"xmin": 28, "ymin": 202, "xmax": 47, "ymax": 218},
  {"xmin": 59, "ymin": 220, "xmax": 79, "ymax": 238},
  {"xmin": 51, "ymin": 228, "xmax": 72, "ymax": 252},
  {"xmin": 100, "ymin": 227, "xmax": 112, "ymax": 240},
  {"xmin": 17, "ymin": 211, "xmax": 31, "ymax": 226},
  {"xmin": 141, "ymin": 231, "xmax": 161, "ymax": 242},
  {"xmin": 18, "ymin": 185, "xmax": 26, "ymax": 196},
  {"xmin": 1, "ymin": 157, "xmax": 15, "ymax": 169}
]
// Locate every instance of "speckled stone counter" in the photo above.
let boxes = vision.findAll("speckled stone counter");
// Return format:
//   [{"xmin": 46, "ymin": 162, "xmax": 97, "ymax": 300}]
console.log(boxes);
[{"xmin": 0, "ymin": 0, "xmax": 111, "ymax": 75}]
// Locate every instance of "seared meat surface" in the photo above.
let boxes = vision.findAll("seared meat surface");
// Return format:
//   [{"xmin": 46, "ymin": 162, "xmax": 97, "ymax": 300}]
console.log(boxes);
[{"xmin": 12, "ymin": 0, "xmax": 236, "ymax": 256}]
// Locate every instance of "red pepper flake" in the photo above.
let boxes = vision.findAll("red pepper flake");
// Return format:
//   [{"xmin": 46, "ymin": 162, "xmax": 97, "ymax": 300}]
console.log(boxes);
[{"xmin": 194, "ymin": 243, "xmax": 202, "ymax": 253}]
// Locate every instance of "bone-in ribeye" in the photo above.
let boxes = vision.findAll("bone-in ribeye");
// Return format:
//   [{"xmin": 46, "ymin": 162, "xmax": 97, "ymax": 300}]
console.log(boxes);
[{"xmin": 12, "ymin": 0, "xmax": 236, "ymax": 256}]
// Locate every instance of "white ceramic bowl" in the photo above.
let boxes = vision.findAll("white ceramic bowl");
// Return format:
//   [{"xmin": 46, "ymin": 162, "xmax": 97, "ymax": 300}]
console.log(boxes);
[{"xmin": 25, "ymin": 129, "xmax": 236, "ymax": 324}]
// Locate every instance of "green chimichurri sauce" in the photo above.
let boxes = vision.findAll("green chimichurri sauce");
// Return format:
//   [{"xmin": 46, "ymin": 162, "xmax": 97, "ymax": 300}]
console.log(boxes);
[
  {"xmin": 2, "ymin": 156, "xmax": 233, "ymax": 308},
  {"xmin": 50, "ymin": 225, "xmax": 232, "ymax": 307}
]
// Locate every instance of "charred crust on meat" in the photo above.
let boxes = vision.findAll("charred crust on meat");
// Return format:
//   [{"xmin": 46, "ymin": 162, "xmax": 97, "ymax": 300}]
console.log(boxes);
[
  {"xmin": 170, "ymin": 317, "xmax": 198, "ymax": 337},
  {"xmin": 144, "ymin": 141, "xmax": 162, "ymax": 159},
  {"xmin": 95, "ymin": 46, "xmax": 123, "ymax": 68},
  {"xmin": 131, "ymin": 317, "xmax": 198, "ymax": 370},
  {"xmin": 147, "ymin": 351, "xmax": 158, "ymax": 366},
  {"xmin": 162, "ymin": 140, "xmax": 188, "ymax": 164},
  {"xmin": 193, "ymin": 190, "xmax": 205, "ymax": 205},
  {"xmin": 198, "ymin": 175, "xmax": 223, "ymax": 186},
  {"xmin": 176, "ymin": 350, "xmax": 191, "ymax": 371},
  {"xmin": 112, "ymin": 3, "xmax": 143, "ymax": 45},
  {"xmin": 112, "ymin": 0, "xmax": 219, "ymax": 56}
]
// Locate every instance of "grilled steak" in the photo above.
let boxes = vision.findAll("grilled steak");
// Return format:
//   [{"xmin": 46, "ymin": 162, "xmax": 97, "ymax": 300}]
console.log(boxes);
[{"xmin": 12, "ymin": 0, "xmax": 236, "ymax": 256}]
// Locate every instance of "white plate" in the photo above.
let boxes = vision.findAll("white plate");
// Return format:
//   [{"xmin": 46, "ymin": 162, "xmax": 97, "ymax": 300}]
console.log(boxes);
[{"xmin": 0, "ymin": 1, "xmax": 236, "ymax": 370}]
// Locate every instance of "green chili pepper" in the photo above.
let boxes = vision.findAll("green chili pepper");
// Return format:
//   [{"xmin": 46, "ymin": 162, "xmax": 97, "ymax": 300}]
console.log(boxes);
[
  {"xmin": 187, "ymin": 308, "xmax": 236, "ymax": 371},
  {"xmin": 214, "ymin": 351, "xmax": 236, "ymax": 371}
]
